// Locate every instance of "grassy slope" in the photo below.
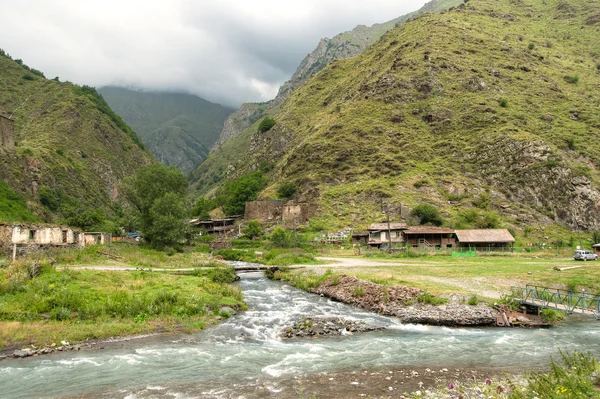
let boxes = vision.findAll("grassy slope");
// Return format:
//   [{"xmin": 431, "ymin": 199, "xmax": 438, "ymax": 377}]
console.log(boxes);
[
  {"xmin": 0, "ymin": 55, "xmax": 154, "ymax": 220},
  {"xmin": 0, "ymin": 179, "xmax": 37, "ymax": 222},
  {"xmin": 193, "ymin": 0, "xmax": 600, "ymax": 236},
  {"xmin": 99, "ymin": 87, "xmax": 234, "ymax": 173}
]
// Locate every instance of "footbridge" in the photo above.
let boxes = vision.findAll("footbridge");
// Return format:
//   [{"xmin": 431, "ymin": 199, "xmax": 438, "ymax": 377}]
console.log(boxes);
[{"xmin": 511, "ymin": 285, "xmax": 600, "ymax": 319}]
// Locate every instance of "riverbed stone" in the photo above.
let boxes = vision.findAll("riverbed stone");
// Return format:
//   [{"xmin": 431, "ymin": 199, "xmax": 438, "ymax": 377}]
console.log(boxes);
[
  {"xmin": 282, "ymin": 317, "xmax": 384, "ymax": 338},
  {"xmin": 13, "ymin": 350, "xmax": 31, "ymax": 358}
]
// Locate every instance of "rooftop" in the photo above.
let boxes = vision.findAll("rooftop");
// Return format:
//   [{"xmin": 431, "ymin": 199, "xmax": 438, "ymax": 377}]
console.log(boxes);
[{"xmin": 455, "ymin": 229, "xmax": 515, "ymax": 243}]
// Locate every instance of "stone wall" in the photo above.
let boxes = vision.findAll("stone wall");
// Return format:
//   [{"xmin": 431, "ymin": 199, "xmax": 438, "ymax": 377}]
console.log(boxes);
[
  {"xmin": 244, "ymin": 200, "xmax": 318, "ymax": 224},
  {"xmin": 0, "ymin": 223, "xmax": 84, "ymax": 256},
  {"xmin": 0, "ymin": 115, "xmax": 15, "ymax": 152}
]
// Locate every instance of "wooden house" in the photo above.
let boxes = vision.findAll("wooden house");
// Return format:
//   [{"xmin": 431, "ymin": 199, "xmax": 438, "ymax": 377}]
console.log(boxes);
[
  {"xmin": 403, "ymin": 226, "xmax": 456, "ymax": 248},
  {"xmin": 455, "ymin": 229, "xmax": 515, "ymax": 248},
  {"xmin": 189, "ymin": 217, "xmax": 240, "ymax": 236},
  {"xmin": 367, "ymin": 222, "xmax": 407, "ymax": 248}
]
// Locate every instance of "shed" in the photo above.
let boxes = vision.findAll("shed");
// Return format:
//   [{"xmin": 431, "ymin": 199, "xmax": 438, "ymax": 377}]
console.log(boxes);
[
  {"xmin": 367, "ymin": 222, "xmax": 407, "ymax": 248},
  {"xmin": 592, "ymin": 244, "xmax": 600, "ymax": 256},
  {"xmin": 455, "ymin": 229, "xmax": 515, "ymax": 248}
]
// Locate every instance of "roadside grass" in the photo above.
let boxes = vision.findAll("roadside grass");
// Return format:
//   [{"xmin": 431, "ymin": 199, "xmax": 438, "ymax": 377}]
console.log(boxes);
[
  {"xmin": 215, "ymin": 246, "xmax": 322, "ymax": 266},
  {"xmin": 0, "ymin": 263, "xmax": 245, "ymax": 350}
]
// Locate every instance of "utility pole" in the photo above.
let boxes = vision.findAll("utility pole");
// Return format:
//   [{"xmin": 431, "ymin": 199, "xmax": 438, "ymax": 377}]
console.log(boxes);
[{"xmin": 381, "ymin": 201, "xmax": 393, "ymax": 254}]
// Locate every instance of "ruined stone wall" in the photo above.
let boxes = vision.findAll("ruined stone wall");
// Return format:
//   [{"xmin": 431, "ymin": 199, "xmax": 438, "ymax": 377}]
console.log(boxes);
[
  {"xmin": 245, "ymin": 200, "xmax": 317, "ymax": 224},
  {"xmin": 0, "ymin": 115, "xmax": 15, "ymax": 152}
]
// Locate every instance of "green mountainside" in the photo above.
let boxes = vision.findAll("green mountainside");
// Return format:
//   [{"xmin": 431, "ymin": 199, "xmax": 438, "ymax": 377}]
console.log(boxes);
[
  {"xmin": 99, "ymin": 87, "xmax": 234, "ymax": 174},
  {"xmin": 0, "ymin": 53, "xmax": 154, "ymax": 222},
  {"xmin": 192, "ymin": 0, "xmax": 600, "ymax": 233},
  {"xmin": 210, "ymin": 0, "xmax": 462, "ymax": 153}
]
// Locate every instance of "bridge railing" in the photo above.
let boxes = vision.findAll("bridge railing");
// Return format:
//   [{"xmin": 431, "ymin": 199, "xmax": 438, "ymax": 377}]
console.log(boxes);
[{"xmin": 511, "ymin": 285, "xmax": 600, "ymax": 318}]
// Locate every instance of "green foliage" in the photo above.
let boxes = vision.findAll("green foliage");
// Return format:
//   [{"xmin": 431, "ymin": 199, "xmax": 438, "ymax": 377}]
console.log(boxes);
[
  {"xmin": 499, "ymin": 98, "xmax": 509, "ymax": 107},
  {"xmin": 563, "ymin": 75, "xmax": 579, "ymax": 84},
  {"xmin": 270, "ymin": 226, "xmax": 292, "ymax": 247},
  {"xmin": 217, "ymin": 171, "xmax": 268, "ymax": 215},
  {"xmin": 353, "ymin": 286, "xmax": 365, "ymax": 297},
  {"xmin": 122, "ymin": 163, "xmax": 188, "ymax": 248},
  {"xmin": 411, "ymin": 203, "xmax": 444, "ymax": 226},
  {"xmin": 243, "ymin": 220, "xmax": 263, "ymax": 239},
  {"xmin": 22, "ymin": 74, "xmax": 35, "ymax": 81},
  {"xmin": 257, "ymin": 117, "xmax": 276, "ymax": 133},
  {"xmin": 592, "ymin": 230, "xmax": 600, "ymax": 244},
  {"xmin": 277, "ymin": 182, "xmax": 297, "ymax": 199},
  {"xmin": 456, "ymin": 208, "xmax": 501, "ymax": 229},
  {"xmin": 0, "ymin": 180, "xmax": 38, "ymax": 222},
  {"xmin": 527, "ymin": 43, "xmax": 535, "ymax": 50},
  {"xmin": 194, "ymin": 266, "xmax": 237, "ymax": 283},
  {"xmin": 541, "ymin": 308, "xmax": 565, "ymax": 324},
  {"xmin": 509, "ymin": 351, "xmax": 599, "ymax": 399},
  {"xmin": 192, "ymin": 196, "xmax": 215, "ymax": 220},
  {"xmin": 473, "ymin": 192, "xmax": 491, "ymax": 209},
  {"xmin": 417, "ymin": 292, "xmax": 448, "ymax": 305},
  {"xmin": 467, "ymin": 295, "xmax": 479, "ymax": 305}
]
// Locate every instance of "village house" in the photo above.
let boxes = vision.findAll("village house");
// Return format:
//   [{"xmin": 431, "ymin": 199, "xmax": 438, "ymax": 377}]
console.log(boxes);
[
  {"xmin": 83, "ymin": 232, "xmax": 112, "ymax": 245},
  {"xmin": 455, "ymin": 229, "xmax": 515, "ymax": 248},
  {"xmin": 403, "ymin": 226, "xmax": 456, "ymax": 248},
  {"xmin": 189, "ymin": 217, "xmax": 240, "ymax": 236},
  {"xmin": 0, "ymin": 223, "xmax": 83, "ymax": 258},
  {"xmin": 366, "ymin": 222, "xmax": 408, "ymax": 248}
]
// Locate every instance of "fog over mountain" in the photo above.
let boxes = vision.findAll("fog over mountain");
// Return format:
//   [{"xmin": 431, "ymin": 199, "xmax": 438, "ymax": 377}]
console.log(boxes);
[{"xmin": 0, "ymin": 0, "xmax": 428, "ymax": 107}]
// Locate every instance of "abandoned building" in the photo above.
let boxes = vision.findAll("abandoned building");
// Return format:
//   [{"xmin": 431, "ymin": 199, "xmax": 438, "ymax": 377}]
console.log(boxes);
[
  {"xmin": 0, "ymin": 114, "xmax": 15, "ymax": 152},
  {"xmin": 244, "ymin": 200, "xmax": 317, "ymax": 224},
  {"xmin": 83, "ymin": 232, "xmax": 112, "ymax": 245},
  {"xmin": 403, "ymin": 226, "xmax": 456, "ymax": 248},
  {"xmin": 0, "ymin": 223, "xmax": 83, "ymax": 257},
  {"xmin": 455, "ymin": 229, "xmax": 515, "ymax": 248},
  {"xmin": 366, "ymin": 222, "xmax": 408, "ymax": 248},
  {"xmin": 189, "ymin": 217, "xmax": 240, "ymax": 236}
]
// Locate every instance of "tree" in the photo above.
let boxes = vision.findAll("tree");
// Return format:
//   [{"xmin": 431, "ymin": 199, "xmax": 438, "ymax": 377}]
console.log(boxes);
[
  {"xmin": 257, "ymin": 117, "xmax": 276, "ymax": 133},
  {"xmin": 122, "ymin": 163, "xmax": 188, "ymax": 247},
  {"xmin": 192, "ymin": 196, "xmax": 215, "ymax": 220},
  {"xmin": 411, "ymin": 203, "xmax": 444, "ymax": 226},
  {"xmin": 270, "ymin": 226, "xmax": 291, "ymax": 247},
  {"xmin": 277, "ymin": 183, "xmax": 297, "ymax": 199},
  {"xmin": 217, "ymin": 172, "xmax": 268, "ymax": 215},
  {"xmin": 243, "ymin": 220, "xmax": 263, "ymax": 239}
]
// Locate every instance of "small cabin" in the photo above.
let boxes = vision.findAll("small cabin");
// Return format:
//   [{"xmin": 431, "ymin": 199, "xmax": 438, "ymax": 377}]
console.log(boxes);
[{"xmin": 189, "ymin": 217, "xmax": 240, "ymax": 236}]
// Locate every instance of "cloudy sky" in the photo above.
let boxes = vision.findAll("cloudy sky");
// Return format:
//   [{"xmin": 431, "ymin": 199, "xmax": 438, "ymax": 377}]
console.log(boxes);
[{"xmin": 0, "ymin": 0, "xmax": 428, "ymax": 107}]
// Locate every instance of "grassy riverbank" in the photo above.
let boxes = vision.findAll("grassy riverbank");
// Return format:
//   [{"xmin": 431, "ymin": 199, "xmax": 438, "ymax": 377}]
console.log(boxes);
[
  {"xmin": 0, "ymin": 246, "xmax": 245, "ymax": 351},
  {"xmin": 292, "ymin": 255, "xmax": 600, "ymax": 301}
]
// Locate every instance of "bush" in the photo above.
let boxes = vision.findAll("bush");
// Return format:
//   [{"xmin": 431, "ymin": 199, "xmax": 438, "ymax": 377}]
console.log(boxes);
[
  {"xmin": 216, "ymin": 171, "xmax": 268, "ymax": 215},
  {"xmin": 417, "ymin": 292, "xmax": 448, "ymax": 305},
  {"xmin": 541, "ymin": 308, "xmax": 565, "ymax": 324},
  {"xmin": 528, "ymin": 43, "xmax": 535, "ymax": 50},
  {"xmin": 22, "ymin": 74, "xmax": 35, "ymax": 81},
  {"xmin": 257, "ymin": 117, "xmax": 276, "ymax": 133},
  {"xmin": 270, "ymin": 226, "xmax": 292, "ymax": 247},
  {"xmin": 242, "ymin": 220, "xmax": 263, "ymax": 239},
  {"xmin": 277, "ymin": 183, "xmax": 297, "ymax": 199},
  {"xmin": 468, "ymin": 295, "xmax": 479, "ymax": 305},
  {"xmin": 411, "ymin": 203, "xmax": 444, "ymax": 226},
  {"xmin": 205, "ymin": 267, "xmax": 236, "ymax": 283},
  {"xmin": 499, "ymin": 98, "xmax": 509, "ymax": 108},
  {"xmin": 564, "ymin": 75, "xmax": 579, "ymax": 84}
]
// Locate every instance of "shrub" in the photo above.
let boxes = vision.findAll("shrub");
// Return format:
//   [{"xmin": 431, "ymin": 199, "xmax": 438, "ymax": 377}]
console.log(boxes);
[
  {"xmin": 22, "ymin": 74, "xmax": 35, "ymax": 81},
  {"xmin": 216, "ymin": 171, "xmax": 268, "ymax": 215},
  {"xmin": 417, "ymin": 292, "xmax": 448, "ymax": 305},
  {"xmin": 242, "ymin": 220, "xmax": 263, "ymax": 239},
  {"xmin": 411, "ymin": 203, "xmax": 444, "ymax": 226},
  {"xmin": 257, "ymin": 117, "xmax": 276, "ymax": 133},
  {"xmin": 499, "ymin": 98, "xmax": 509, "ymax": 107},
  {"xmin": 277, "ymin": 183, "xmax": 297, "ymax": 199},
  {"xmin": 353, "ymin": 286, "xmax": 365, "ymax": 297},
  {"xmin": 528, "ymin": 43, "xmax": 535, "ymax": 50},
  {"xmin": 541, "ymin": 308, "xmax": 565, "ymax": 324},
  {"xmin": 468, "ymin": 295, "xmax": 479, "ymax": 306},
  {"xmin": 270, "ymin": 226, "xmax": 292, "ymax": 247},
  {"xmin": 564, "ymin": 75, "xmax": 579, "ymax": 84}
]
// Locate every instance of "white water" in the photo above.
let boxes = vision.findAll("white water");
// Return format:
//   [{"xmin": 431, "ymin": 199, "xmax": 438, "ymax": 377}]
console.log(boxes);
[{"xmin": 2, "ymin": 271, "xmax": 600, "ymax": 398}]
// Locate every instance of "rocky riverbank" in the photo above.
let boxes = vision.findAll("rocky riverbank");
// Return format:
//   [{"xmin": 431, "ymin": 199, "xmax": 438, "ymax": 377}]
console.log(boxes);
[
  {"xmin": 281, "ymin": 317, "xmax": 384, "ymax": 338},
  {"xmin": 311, "ymin": 275, "xmax": 497, "ymax": 326}
]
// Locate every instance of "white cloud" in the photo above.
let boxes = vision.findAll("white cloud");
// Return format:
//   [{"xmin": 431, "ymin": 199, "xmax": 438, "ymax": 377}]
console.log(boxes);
[{"xmin": 0, "ymin": 0, "xmax": 428, "ymax": 107}]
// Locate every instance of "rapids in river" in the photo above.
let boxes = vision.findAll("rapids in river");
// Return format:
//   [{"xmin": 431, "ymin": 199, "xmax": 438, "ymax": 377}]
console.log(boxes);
[{"xmin": 2, "ymin": 270, "xmax": 600, "ymax": 398}]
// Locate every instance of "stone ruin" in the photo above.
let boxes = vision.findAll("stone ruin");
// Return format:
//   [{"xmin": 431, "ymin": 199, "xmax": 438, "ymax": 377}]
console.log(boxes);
[
  {"xmin": 244, "ymin": 200, "xmax": 318, "ymax": 224},
  {"xmin": 0, "ymin": 114, "xmax": 15, "ymax": 152}
]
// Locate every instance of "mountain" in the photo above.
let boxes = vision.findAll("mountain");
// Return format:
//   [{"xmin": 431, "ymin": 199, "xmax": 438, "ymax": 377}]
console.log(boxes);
[
  {"xmin": 99, "ymin": 87, "xmax": 234, "ymax": 174},
  {"xmin": 208, "ymin": 0, "xmax": 463, "ymax": 154},
  {"xmin": 191, "ymin": 0, "xmax": 600, "ymax": 232},
  {"xmin": 0, "ymin": 52, "xmax": 154, "ymax": 221}
]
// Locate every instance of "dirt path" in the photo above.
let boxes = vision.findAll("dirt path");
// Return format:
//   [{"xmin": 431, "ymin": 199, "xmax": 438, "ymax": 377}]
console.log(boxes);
[{"xmin": 57, "ymin": 265, "xmax": 198, "ymax": 272}]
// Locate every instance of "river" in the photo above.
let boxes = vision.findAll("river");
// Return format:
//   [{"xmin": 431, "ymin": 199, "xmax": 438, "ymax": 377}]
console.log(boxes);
[{"xmin": 2, "ymin": 271, "xmax": 600, "ymax": 398}]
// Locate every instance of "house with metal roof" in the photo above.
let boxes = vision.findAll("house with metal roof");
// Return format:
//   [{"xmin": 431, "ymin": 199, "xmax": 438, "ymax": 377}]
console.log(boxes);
[{"xmin": 455, "ymin": 229, "xmax": 515, "ymax": 248}]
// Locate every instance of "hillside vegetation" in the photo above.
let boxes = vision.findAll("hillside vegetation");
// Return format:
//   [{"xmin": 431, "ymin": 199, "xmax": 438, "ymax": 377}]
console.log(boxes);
[
  {"xmin": 205, "ymin": 0, "xmax": 462, "ymax": 161},
  {"xmin": 100, "ymin": 87, "xmax": 233, "ymax": 173},
  {"xmin": 0, "ymin": 52, "xmax": 154, "ymax": 222},
  {"xmin": 192, "ymin": 0, "xmax": 600, "ymax": 234}
]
